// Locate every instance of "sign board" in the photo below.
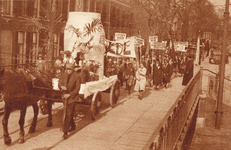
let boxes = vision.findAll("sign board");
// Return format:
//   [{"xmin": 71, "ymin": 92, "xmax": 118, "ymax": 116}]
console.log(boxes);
[
  {"xmin": 149, "ymin": 36, "xmax": 158, "ymax": 49},
  {"xmin": 174, "ymin": 45, "xmax": 187, "ymax": 52},
  {"xmin": 149, "ymin": 36, "xmax": 158, "ymax": 43},
  {"xmin": 136, "ymin": 37, "xmax": 144, "ymax": 46},
  {"xmin": 115, "ymin": 33, "xmax": 126, "ymax": 41},
  {"xmin": 203, "ymin": 32, "xmax": 212, "ymax": 40},
  {"xmin": 174, "ymin": 41, "xmax": 188, "ymax": 52},
  {"xmin": 174, "ymin": 41, "xmax": 188, "ymax": 47},
  {"xmin": 153, "ymin": 41, "xmax": 165, "ymax": 50}
]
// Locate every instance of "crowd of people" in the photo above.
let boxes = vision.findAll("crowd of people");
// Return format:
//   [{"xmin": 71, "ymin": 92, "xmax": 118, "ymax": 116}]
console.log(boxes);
[{"xmin": 104, "ymin": 50, "xmax": 195, "ymax": 100}]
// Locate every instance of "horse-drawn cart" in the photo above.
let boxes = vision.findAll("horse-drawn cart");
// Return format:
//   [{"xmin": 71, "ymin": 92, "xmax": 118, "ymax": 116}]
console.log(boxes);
[{"xmin": 29, "ymin": 70, "xmax": 121, "ymax": 120}]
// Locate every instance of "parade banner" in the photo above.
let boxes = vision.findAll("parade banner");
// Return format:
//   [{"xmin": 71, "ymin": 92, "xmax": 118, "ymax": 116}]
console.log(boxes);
[
  {"xmin": 64, "ymin": 12, "xmax": 105, "ymax": 79},
  {"xmin": 123, "ymin": 36, "xmax": 138, "ymax": 58},
  {"xmin": 115, "ymin": 33, "xmax": 126, "ymax": 41}
]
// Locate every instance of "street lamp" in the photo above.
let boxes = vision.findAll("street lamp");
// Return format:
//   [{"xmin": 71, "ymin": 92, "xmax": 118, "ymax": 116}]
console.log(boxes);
[{"xmin": 215, "ymin": 0, "xmax": 229, "ymax": 130}]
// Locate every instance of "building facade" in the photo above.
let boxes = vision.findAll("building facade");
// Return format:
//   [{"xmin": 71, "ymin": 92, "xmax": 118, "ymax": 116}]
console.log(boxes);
[{"xmin": 0, "ymin": 0, "xmax": 149, "ymax": 68}]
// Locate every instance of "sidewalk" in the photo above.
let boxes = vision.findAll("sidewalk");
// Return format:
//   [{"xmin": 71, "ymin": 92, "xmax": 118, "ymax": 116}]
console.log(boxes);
[{"xmin": 51, "ymin": 75, "xmax": 187, "ymax": 150}]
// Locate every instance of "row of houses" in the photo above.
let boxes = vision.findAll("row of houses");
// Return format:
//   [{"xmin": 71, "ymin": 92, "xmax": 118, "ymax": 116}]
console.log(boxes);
[{"xmin": 0, "ymin": 0, "xmax": 150, "ymax": 68}]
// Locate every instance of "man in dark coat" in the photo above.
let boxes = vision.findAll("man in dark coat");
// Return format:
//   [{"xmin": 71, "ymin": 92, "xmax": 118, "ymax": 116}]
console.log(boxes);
[
  {"xmin": 153, "ymin": 60, "xmax": 163, "ymax": 90},
  {"xmin": 162, "ymin": 59, "xmax": 171, "ymax": 88},
  {"xmin": 182, "ymin": 55, "xmax": 194, "ymax": 85},
  {"xmin": 59, "ymin": 63, "xmax": 81, "ymax": 139}
]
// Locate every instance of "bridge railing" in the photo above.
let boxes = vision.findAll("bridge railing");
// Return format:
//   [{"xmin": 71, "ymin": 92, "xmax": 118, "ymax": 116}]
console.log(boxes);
[
  {"xmin": 144, "ymin": 69, "xmax": 202, "ymax": 150},
  {"xmin": 201, "ymin": 68, "xmax": 231, "ymax": 107}
]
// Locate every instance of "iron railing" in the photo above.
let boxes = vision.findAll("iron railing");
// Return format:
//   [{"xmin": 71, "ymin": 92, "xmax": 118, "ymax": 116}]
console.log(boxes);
[
  {"xmin": 144, "ymin": 69, "xmax": 202, "ymax": 150},
  {"xmin": 145, "ymin": 67, "xmax": 231, "ymax": 150},
  {"xmin": 0, "ymin": 53, "xmax": 37, "ymax": 70},
  {"xmin": 201, "ymin": 68, "xmax": 231, "ymax": 107}
]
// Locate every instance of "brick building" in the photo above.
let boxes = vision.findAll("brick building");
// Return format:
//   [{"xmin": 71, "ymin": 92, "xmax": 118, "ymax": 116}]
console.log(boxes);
[{"xmin": 0, "ymin": 0, "xmax": 150, "ymax": 68}]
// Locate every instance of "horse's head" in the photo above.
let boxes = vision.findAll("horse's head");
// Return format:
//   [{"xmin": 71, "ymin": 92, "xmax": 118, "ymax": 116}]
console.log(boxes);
[{"xmin": 0, "ymin": 68, "xmax": 5, "ymax": 102}]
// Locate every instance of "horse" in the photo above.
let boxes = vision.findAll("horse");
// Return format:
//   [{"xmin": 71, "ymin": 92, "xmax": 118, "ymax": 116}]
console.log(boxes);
[{"xmin": 0, "ymin": 68, "xmax": 54, "ymax": 145}]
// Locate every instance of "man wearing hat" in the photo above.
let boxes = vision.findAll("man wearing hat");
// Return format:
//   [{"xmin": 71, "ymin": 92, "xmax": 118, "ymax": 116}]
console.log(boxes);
[{"xmin": 58, "ymin": 63, "xmax": 81, "ymax": 139}]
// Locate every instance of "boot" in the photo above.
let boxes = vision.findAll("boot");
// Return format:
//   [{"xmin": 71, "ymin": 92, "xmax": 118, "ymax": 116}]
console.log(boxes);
[
  {"xmin": 62, "ymin": 132, "xmax": 68, "ymax": 139},
  {"xmin": 139, "ymin": 91, "xmax": 143, "ymax": 100}
]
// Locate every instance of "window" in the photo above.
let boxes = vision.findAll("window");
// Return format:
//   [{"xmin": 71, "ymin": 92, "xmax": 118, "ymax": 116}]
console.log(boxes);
[
  {"xmin": 96, "ymin": 2, "xmax": 101, "ymax": 13},
  {"xmin": 89, "ymin": 0, "xmax": 95, "ymax": 12},
  {"xmin": 117, "ymin": 9, "xmax": 121, "ymax": 27},
  {"xmin": 110, "ymin": 6, "xmax": 116, "ymax": 27},
  {"xmin": 70, "ymin": 0, "xmax": 75, "ymax": 11},
  {"xmin": 102, "ymin": 4, "xmax": 107, "ymax": 24},
  {"xmin": 18, "ymin": 32, "xmax": 26, "ymax": 64},
  {"xmin": 62, "ymin": 0, "xmax": 68, "ymax": 21},
  {"xmin": 83, "ymin": 0, "xmax": 89, "ymax": 12},
  {"xmin": 31, "ymin": 32, "xmax": 38, "ymax": 63},
  {"xmin": 53, "ymin": 33, "xmax": 59, "ymax": 58},
  {"xmin": 1, "ymin": 0, "xmax": 13, "ymax": 15}
]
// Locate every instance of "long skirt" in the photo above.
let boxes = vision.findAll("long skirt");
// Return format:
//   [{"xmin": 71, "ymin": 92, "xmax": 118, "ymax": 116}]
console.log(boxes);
[{"xmin": 134, "ymin": 78, "xmax": 146, "ymax": 91}]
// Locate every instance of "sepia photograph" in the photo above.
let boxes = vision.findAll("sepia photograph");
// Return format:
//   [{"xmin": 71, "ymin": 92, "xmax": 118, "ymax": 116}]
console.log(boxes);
[{"xmin": 0, "ymin": 0, "xmax": 231, "ymax": 149}]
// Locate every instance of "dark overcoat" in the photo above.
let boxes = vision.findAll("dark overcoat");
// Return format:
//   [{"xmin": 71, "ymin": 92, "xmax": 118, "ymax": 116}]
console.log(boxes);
[
  {"xmin": 182, "ymin": 59, "xmax": 194, "ymax": 85},
  {"xmin": 59, "ymin": 71, "xmax": 81, "ymax": 104},
  {"xmin": 153, "ymin": 64, "xmax": 163, "ymax": 85},
  {"xmin": 162, "ymin": 64, "xmax": 171, "ymax": 83}
]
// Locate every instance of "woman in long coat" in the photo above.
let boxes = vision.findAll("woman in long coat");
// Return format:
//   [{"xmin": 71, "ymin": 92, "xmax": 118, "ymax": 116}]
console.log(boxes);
[
  {"xmin": 134, "ymin": 63, "xmax": 147, "ymax": 100},
  {"xmin": 153, "ymin": 60, "xmax": 162, "ymax": 90},
  {"xmin": 182, "ymin": 55, "xmax": 194, "ymax": 85}
]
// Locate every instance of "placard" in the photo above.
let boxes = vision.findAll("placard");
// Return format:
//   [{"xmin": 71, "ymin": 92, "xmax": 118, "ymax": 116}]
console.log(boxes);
[{"xmin": 115, "ymin": 33, "xmax": 126, "ymax": 41}]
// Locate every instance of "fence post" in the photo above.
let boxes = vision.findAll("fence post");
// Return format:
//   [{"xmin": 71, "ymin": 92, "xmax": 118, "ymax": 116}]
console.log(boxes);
[{"xmin": 200, "ymin": 67, "xmax": 203, "ymax": 94}]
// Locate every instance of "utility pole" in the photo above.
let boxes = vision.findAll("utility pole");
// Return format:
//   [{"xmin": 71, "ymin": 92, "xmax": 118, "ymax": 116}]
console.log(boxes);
[{"xmin": 215, "ymin": 0, "xmax": 229, "ymax": 129}]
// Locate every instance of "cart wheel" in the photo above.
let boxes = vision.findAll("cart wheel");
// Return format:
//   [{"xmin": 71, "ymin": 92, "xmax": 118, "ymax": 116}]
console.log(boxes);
[
  {"xmin": 110, "ymin": 79, "xmax": 121, "ymax": 108},
  {"xmin": 90, "ymin": 91, "xmax": 102, "ymax": 120}
]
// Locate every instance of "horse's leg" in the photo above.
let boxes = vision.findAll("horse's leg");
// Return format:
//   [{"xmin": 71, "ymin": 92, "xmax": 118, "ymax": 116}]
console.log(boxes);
[
  {"xmin": 46, "ymin": 100, "xmax": 53, "ymax": 127},
  {"xmin": 28, "ymin": 103, "xmax": 39, "ymax": 133},
  {"xmin": 18, "ymin": 107, "xmax": 26, "ymax": 144},
  {"xmin": 2, "ymin": 104, "xmax": 12, "ymax": 145}
]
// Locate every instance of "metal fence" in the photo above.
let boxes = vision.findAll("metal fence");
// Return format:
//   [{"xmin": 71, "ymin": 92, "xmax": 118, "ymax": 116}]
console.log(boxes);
[
  {"xmin": 0, "ymin": 53, "xmax": 37, "ymax": 70},
  {"xmin": 144, "ymin": 67, "xmax": 231, "ymax": 150},
  {"xmin": 144, "ymin": 69, "xmax": 202, "ymax": 150},
  {"xmin": 201, "ymin": 68, "xmax": 231, "ymax": 107}
]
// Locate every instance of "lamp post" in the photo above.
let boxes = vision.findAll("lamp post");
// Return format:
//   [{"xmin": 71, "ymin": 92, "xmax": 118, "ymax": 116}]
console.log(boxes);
[{"xmin": 215, "ymin": 0, "xmax": 229, "ymax": 129}]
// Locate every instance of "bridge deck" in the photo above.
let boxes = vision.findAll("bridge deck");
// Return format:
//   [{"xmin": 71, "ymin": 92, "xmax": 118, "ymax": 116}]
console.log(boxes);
[{"xmin": 53, "ymin": 76, "xmax": 187, "ymax": 150}]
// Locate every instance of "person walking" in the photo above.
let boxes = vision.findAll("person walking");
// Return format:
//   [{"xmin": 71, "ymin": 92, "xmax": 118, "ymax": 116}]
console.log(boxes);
[
  {"xmin": 134, "ymin": 63, "xmax": 147, "ymax": 100},
  {"xmin": 153, "ymin": 60, "xmax": 162, "ymax": 90},
  {"xmin": 117, "ymin": 60, "xmax": 125, "ymax": 87},
  {"xmin": 124, "ymin": 61, "xmax": 135, "ymax": 96},
  {"xmin": 182, "ymin": 55, "xmax": 194, "ymax": 85},
  {"xmin": 162, "ymin": 58, "xmax": 171, "ymax": 88},
  {"xmin": 58, "ymin": 63, "xmax": 81, "ymax": 139}
]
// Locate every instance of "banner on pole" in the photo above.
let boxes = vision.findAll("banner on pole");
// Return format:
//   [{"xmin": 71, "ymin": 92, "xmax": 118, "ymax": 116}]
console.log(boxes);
[{"xmin": 136, "ymin": 37, "xmax": 144, "ymax": 46}]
